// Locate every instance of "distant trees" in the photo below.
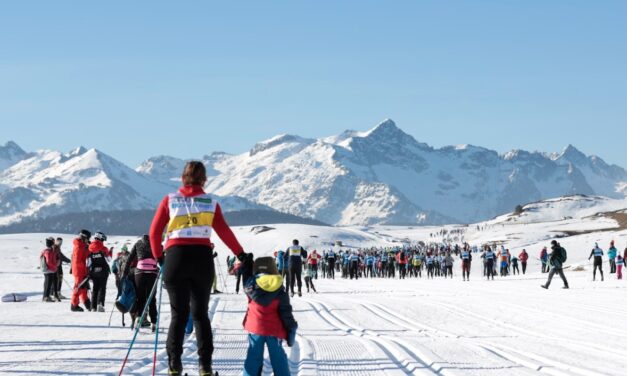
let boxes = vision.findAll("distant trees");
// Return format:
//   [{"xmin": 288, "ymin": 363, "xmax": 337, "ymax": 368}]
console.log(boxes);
[{"xmin": 514, "ymin": 204, "xmax": 524, "ymax": 215}]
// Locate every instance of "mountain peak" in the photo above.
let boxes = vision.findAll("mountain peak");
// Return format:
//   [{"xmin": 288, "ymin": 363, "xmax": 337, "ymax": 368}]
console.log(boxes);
[
  {"xmin": 366, "ymin": 118, "xmax": 400, "ymax": 135},
  {"xmin": 249, "ymin": 134, "xmax": 314, "ymax": 156},
  {"xmin": 559, "ymin": 144, "xmax": 588, "ymax": 163}
]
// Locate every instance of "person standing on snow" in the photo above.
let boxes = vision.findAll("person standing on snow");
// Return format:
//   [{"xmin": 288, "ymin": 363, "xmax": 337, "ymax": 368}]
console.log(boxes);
[
  {"xmin": 460, "ymin": 246, "xmax": 472, "ymax": 281},
  {"xmin": 540, "ymin": 247, "xmax": 549, "ymax": 273},
  {"xmin": 70, "ymin": 229, "xmax": 92, "ymax": 312},
  {"xmin": 125, "ymin": 235, "xmax": 159, "ymax": 331},
  {"xmin": 87, "ymin": 231, "xmax": 111, "ymax": 312},
  {"xmin": 149, "ymin": 161, "xmax": 250, "ymax": 376},
  {"xmin": 286, "ymin": 239, "xmax": 307, "ymax": 297},
  {"xmin": 484, "ymin": 247, "xmax": 496, "ymax": 280},
  {"xmin": 541, "ymin": 240, "xmax": 569, "ymax": 289},
  {"xmin": 608, "ymin": 240, "xmax": 617, "ymax": 274},
  {"xmin": 53, "ymin": 238, "xmax": 71, "ymax": 299},
  {"xmin": 616, "ymin": 254, "xmax": 624, "ymax": 280},
  {"xmin": 325, "ymin": 249, "xmax": 336, "ymax": 279},
  {"xmin": 41, "ymin": 237, "xmax": 60, "ymax": 302},
  {"xmin": 307, "ymin": 250, "xmax": 320, "ymax": 279},
  {"xmin": 518, "ymin": 249, "xmax": 529, "ymax": 275},
  {"xmin": 241, "ymin": 257, "xmax": 297, "ymax": 376},
  {"xmin": 588, "ymin": 242, "xmax": 604, "ymax": 281}
]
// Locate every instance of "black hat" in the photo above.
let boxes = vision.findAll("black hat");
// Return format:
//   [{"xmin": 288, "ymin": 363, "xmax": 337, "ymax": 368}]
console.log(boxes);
[
  {"xmin": 79, "ymin": 229, "xmax": 91, "ymax": 239},
  {"xmin": 551, "ymin": 240, "xmax": 558, "ymax": 246},
  {"xmin": 253, "ymin": 257, "xmax": 279, "ymax": 275},
  {"xmin": 292, "ymin": 239, "xmax": 299, "ymax": 245},
  {"xmin": 45, "ymin": 237, "xmax": 55, "ymax": 248}
]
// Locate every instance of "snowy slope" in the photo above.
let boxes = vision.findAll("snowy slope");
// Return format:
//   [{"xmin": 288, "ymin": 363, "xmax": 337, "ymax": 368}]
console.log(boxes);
[
  {"xmin": 2, "ymin": 205, "xmax": 627, "ymax": 375},
  {"xmin": 138, "ymin": 119, "xmax": 627, "ymax": 226}
]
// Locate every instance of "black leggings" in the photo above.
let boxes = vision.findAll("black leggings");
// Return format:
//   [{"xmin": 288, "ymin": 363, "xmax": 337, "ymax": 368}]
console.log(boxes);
[
  {"xmin": 289, "ymin": 263, "xmax": 302, "ymax": 293},
  {"xmin": 593, "ymin": 263, "xmax": 604, "ymax": 280},
  {"xmin": 43, "ymin": 273, "xmax": 58, "ymax": 298},
  {"xmin": 91, "ymin": 274, "xmax": 108, "ymax": 307},
  {"xmin": 135, "ymin": 271, "xmax": 158, "ymax": 324},
  {"xmin": 164, "ymin": 245, "xmax": 215, "ymax": 365}
]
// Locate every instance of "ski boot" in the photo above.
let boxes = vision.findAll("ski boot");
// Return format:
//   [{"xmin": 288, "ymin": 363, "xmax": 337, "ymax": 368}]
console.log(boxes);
[
  {"xmin": 97, "ymin": 304, "xmax": 105, "ymax": 312},
  {"xmin": 42, "ymin": 296, "xmax": 54, "ymax": 302},
  {"xmin": 57, "ymin": 293, "xmax": 68, "ymax": 300},
  {"xmin": 71, "ymin": 304, "xmax": 84, "ymax": 312},
  {"xmin": 151, "ymin": 323, "xmax": 156, "ymax": 333},
  {"xmin": 213, "ymin": 290, "xmax": 222, "ymax": 294},
  {"xmin": 540, "ymin": 284, "xmax": 548, "ymax": 289},
  {"xmin": 199, "ymin": 360, "xmax": 216, "ymax": 376},
  {"xmin": 168, "ymin": 356, "xmax": 183, "ymax": 376},
  {"xmin": 54, "ymin": 294, "xmax": 62, "ymax": 302},
  {"xmin": 298, "ymin": 290, "xmax": 302, "ymax": 297},
  {"xmin": 84, "ymin": 299, "xmax": 92, "ymax": 312}
]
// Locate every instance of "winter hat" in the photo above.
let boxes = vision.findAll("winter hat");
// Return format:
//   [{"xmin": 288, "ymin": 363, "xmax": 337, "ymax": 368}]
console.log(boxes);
[
  {"xmin": 253, "ymin": 256, "xmax": 279, "ymax": 275},
  {"xmin": 45, "ymin": 237, "xmax": 55, "ymax": 248},
  {"xmin": 551, "ymin": 240, "xmax": 558, "ymax": 246},
  {"xmin": 79, "ymin": 229, "xmax": 91, "ymax": 239}
]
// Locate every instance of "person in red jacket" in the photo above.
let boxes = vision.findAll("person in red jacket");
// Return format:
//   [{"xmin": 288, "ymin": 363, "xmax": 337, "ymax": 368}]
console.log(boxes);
[
  {"xmin": 88, "ymin": 232, "xmax": 111, "ymax": 312},
  {"xmin": 41, "ymin": 237, "xmax": 60, "ymax": 302},
  {"xmin": 518, "ymin": 249, "xmax": 529, "ymax": 275},
  {"xmin": 241, "ymin": 256, "xmax": 297, "ymax": 376},
  {"xmin": 70, "ymin": 229, "xmax": 92, "ymax": 312},
  {"xmin": 149, "ymin": 161, "xmax": 251, "ymax": 376},
  {"xmin": 307, "ymin": 250, "xmax": 320, "ymax": 279}
]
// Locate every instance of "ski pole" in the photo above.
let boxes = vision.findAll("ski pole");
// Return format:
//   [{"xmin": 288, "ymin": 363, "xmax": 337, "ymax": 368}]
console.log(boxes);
[
  {"xmin": 118, "ymin": 267, "xmax": 162, "ymax": 376},
  {"xmin": 152, "ymin": 268, "xmax": 165, "ymax": 376},
  {"xmin": 108, "ymin": 303, "xmax": 116, "ymax": 327},
  {"xmin": 216, "ymin": 256, "xmax": 228, "ymax": 293}
]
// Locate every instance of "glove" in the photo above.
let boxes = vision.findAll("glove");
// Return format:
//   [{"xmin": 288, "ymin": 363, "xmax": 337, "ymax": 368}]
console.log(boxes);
[
  {"xmin": 238, "ymin": 252, "xmax": 254, "ymax": 281},
  {"xmin": 213, "ymin": 251, "xmax": 218, "ymax": 258},
  {"xmin": 287, "ymin": 327, "xmax": 297, "ymax": 347}
]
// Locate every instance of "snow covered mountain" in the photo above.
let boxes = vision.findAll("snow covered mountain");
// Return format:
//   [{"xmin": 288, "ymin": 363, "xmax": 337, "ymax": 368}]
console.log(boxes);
[
  {"xmin": 0, "ymin": 146, "xmax": 266, "ymax": 227},
  {"xmin": 2, "ymin": 119, "xmax": 626, "ymax": 227},
  {"xmin": 140, "ymin": 119, "xmax": 625, "ymax": 225}
]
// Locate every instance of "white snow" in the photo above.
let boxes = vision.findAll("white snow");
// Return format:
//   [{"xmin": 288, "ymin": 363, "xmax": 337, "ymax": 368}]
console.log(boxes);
[{"xmin": 2, "ymin": 203, "xmax": 627, "ymax": 375}]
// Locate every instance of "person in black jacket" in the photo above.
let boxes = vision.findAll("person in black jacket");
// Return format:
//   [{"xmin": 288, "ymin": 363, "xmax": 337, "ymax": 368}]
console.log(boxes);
[
  {"xmin": 286, "ymin": 239, "xmax": 307, "ymax": 298},
  {"xmin": 541, "ymin": 240, "xmax": 569, "ymax": 289},
  {"xmin": 125, "ymin": 235, "xmax": 159, "ymax": 331}
]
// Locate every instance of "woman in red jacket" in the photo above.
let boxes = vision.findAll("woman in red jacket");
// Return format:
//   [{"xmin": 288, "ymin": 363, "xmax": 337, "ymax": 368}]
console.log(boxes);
[
  {"xmin": 149, "ymin": 161, "xmax": 250, "ymax": 376},
  {"xmin": 70, "ymin": 230, "xmax": 92, "ymax": 312}
]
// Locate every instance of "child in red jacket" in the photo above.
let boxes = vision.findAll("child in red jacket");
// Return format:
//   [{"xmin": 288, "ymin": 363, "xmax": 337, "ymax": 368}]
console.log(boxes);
[
  {"xmin": 41, "ymin": 237, "xmax": 60, "ymax": 302},
  {"xmin": 242, "ymin": 256, "xmax": 297, "ymax": 376}
]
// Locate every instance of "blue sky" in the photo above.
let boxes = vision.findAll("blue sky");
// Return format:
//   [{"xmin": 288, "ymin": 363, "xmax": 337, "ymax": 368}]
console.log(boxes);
[{"xmin": 1, "ymin": 1, "xmax": 625, "ymax": 167}]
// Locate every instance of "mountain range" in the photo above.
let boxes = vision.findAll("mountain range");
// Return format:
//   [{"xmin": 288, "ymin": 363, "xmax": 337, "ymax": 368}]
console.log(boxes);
[{"xmin": 1, "ymin": 119, "xmax": 626, "ymax": 229}]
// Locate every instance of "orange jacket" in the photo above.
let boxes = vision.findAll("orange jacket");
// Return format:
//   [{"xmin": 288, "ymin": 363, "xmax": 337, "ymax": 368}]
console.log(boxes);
[{"xmin": 71, "ymin": 238, "xmax": 90, "ymax": 277}]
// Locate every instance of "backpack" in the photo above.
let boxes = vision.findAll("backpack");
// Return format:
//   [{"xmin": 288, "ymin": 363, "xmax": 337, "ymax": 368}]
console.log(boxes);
[
  {"xmin": 89, "ymin": 252, "xmax": 110, "ymax": 276},
  {"xmin": 115, "ymin": 276, "xmax": 136, "ymax": 314},
  {"xmin": 558, "ymin": 247, "xmax": 567, "ymax": 263}
]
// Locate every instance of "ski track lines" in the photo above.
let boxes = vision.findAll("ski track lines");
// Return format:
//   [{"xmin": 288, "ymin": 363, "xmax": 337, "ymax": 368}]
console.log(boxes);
[
  {"xmin": 305, "ymin": 297, "xmax": 445, "ymax": 376},
  {"xmin": 414, "ymin": 299, "xmax": 610, "ymax": 376}
]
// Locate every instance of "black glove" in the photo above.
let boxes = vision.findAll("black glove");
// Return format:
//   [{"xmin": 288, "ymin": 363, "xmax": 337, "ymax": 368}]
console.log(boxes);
[
  {"xmin": 238, "ymin": 252, "xmax": 254, "ymax": 281},
  {"xmin": 287, "ymin": 327, "xmax": 297, "ymax": 347},
  {"xmin": 213, "ymin": 251, "xmax": 218, "ymax": 258}
]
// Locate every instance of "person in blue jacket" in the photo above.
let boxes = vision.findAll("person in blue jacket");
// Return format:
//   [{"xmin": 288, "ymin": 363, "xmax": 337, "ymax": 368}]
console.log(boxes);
[{"xmin": 608, "ymin": 240, "xmax": 617, "ymax": 274}]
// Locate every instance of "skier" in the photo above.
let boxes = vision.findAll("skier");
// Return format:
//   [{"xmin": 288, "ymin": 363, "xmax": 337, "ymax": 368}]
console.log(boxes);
[
  {"xmin": 304, "ymin": 265, "xmax": 317, "ymax": 293},
  {"xmin": 608, "ymin": 240, "xmax": 617, "ymax": 274},
  {"xmin": 87, "ymin": 231, "xmax": 111, "ymax": 312},
  {"xmin": 498, "ymin": 247, "xmax": 509, "ymax": 277},
  {"xmin": 460, "ymin": 246, "xmax": 472, "ymax": 281},
  {"xmin": 241, "ymin": 257, "xmax": 297, "ymax": 376},
  {"xmin": 541, "ymin": 240, "xmax": 569, "ymax": 289},
  {"xmin": 616, "ymin": 254, "xmax": 624, "ymax": 280},
  {"xmin": 518, "ymin": 249, "xmax": 528, "ymax": 275},
  {"xmin": 125, "ymin": 235, "xmax": 158, "ymax": 331},
  {"xmin": 540, "ymin": 247, "xmax": 549, "ymax": 273},
  {"xmin": 588, "ymin": 243, "xmax": 604, "ymax": 281},
  {"xmin": 53, "ymin": 238, "xmax": 71, "ymax": 299},
  {"xmin": 511, "ymin": 255, "xmax": 519, "ymax": 275},
  {"xmin": 365, "ymin": 253, "xmax": 375, "ymax": 278},
  {"xmin": 111, "ymin": 246, "xmax": 130, "ymax": 299},
  {"xmin": 412, "ymin": 252, "xmax": 422, "ymax": 278},
  {"xmin": 444, "ymin": 252, "xmax": 454, "ymax": 278},
  {"xmin": 349, "ymin": 251, "xmax": 360, "ymax": 280},
  {"xmin": 397, "ymin": 251, "xmax": 407, "ymax": 279},
  {"xmin": 70, "ymin": 229, "xmax": 92, "ymax": 312},
  {"xmin": 286, "ymin": 239, "xmax": 307, "ymax": 297},
  {"xmin": 307, "ymin": 250, "xmax": 320, "ymax": 279},
  {"xmin": 426, "ymin": 254, "xmax": 435, "ymax": 279},
  {"xmin": 41, "ymin": 237, "xmax": 60, "ymax": 302},
  {"xmin": 149, "ymin": 161, "xmax": 249, "ymax": 376},
  {"xmin": 484, "ymin": 247, "xmax": 495, "ymax": 280},
  {"xmin": 325, "ymin": 249, "xmax": 336, "ymax": 279}
]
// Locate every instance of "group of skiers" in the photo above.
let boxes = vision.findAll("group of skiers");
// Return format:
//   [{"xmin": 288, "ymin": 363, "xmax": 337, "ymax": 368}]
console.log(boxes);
[
  {"xmin": 587, "ymin": 240, "xmax": 624, "ymax": 281},
  {"xmin": 266, "ymin": 243, "xmax": 532, "ymax": 283}
]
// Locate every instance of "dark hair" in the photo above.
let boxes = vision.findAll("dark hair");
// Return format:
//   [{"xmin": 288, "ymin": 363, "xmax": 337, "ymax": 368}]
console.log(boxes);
[
  {"xmin": 293, "ymin": 239, "xmax": 299, "ymax": 245},
  {"xmin": 182, "ymin": 161, "xmax": 207, "ymax": 186}
]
